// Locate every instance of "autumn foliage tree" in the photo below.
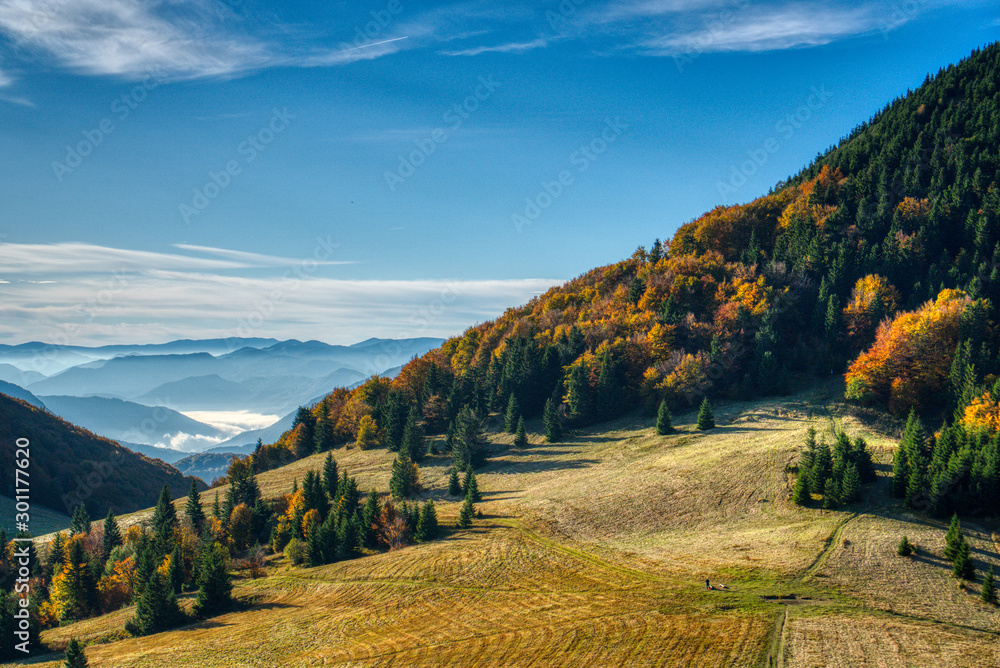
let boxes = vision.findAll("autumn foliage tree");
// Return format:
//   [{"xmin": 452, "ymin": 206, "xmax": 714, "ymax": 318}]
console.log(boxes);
[{"xmin": 845, "ymin": 290, "xmax": 976, "ymax": 414}]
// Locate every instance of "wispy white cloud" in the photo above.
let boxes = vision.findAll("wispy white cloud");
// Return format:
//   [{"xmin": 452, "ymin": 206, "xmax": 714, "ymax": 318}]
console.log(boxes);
[
  {"xmin": 0, "ymin": 242, "xmax": 563, "ymax": 346},
  {"xmin": 641, "ymin": 4, "xmax": 876, "ymax": 54},
  {"xmin": 0, "ymin": 0, "xmax": 410, "ymax": 81},
  {"xmin": 172, "ymin": 243, "xmax": 356, "ymax": 267},
  {"xmin": 440, "ymin": 37, "xmax": 549, "ymax": 57}
]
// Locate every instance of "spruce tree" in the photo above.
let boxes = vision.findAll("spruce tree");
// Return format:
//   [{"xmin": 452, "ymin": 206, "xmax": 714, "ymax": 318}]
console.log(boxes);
[
  {"xmin": 193, "ymin": 544, "xmax": 233, "ymax": 617},
  {"xmin": 840, "ymin": 463, "xmax": 861, "ymax": 503},
  {"xmin": 505, "ymin": 394, "xmax": 521, "ymax": 434},
  {"xmin": 390, "ymin": 454, "xmax": 416, "ymax": 498},
  {"xmin": 70, "ymin": 504, "xmax": 90, "ymax": 536},
  {"xmin": 543, "ymin": 397, "xmax": 562, "ymax": 443},
  {"xmin": 981, "ymin": 565, "xmax": 996, "ymax": 604},
  {"xmin": 185, "ymin": 480, "xmax": 205, "ymax": 534},
  {"xmin": 822, "ymin": 477, "xmax": 840, "ymax": 509},
  {"xmin": 448, "ymin": 468, "xmax": 462, "ymax": 496},
  {"xmin": 891, "ymin": 445, "xmax": 909, "ymax": 498},
  {"xmin": 952, "ymin": 537, "xmax": 975, "ymax": 580},
  {"xmin": 152, "ymin": 484, "xmax": 178, "ymax": 554},
  {"xmin": 897, "ymin": 535, "xmax": 914, "ymax": 556},
  {"xmin": 462, "ymin": 469, "xmax": 481, "ymax": 502},
  {"xmin": 126, "ymin": 571, "xmax": 183, "ymax": 636},
  {"xmin": 322, "ymin": 452, "xmax": 339, "ymax": 500},
  {"xmin": 792, "ymin": 467, "xmax": 812, "ymax": 506},
  {"xmin": 47, "ymin": 532, "xmax": 66, "ymax": 577},
  {"xmin": 416, "ymin": 500, "xmax": 439, "ymax": 542},
  {"xmin": 63, "ymin": 637, "xmax": 88, "ymax": 668},
  {"xmin": 61, "ymin": 540, "xmax": 97, "ymax": 620},
  {"xmin": 945, "ymin": 514, "xmax": 962, "ymax": 561},
  {"xmin": 656, "ymin": 399, "xmax": 673, "ymax": 435},
  {"xmin": 212, "ymin": 492, "xmax": 222, "ymax": 520},
  {"xmin": 401, "ymin": 406, "xmax": 426, "ymax": 462},
  {"xmin": 457, "ymin": 491, "xmax": 474, "ymax": 529},
  {"xmin": 514, "ymin": 417, "xmax": 528, "ymax": 449},
  {"xmin": 100, "ymin": 511, "xmax": 122, "ymax": 563},
  {"xmin": 361, "ymin": 490, "xmax": 381, "ymax": 549},
  {"xmin": 167, "ymin": 544, "xmax": 184, "ymax": 595},
  {"xmin": 696, "ymin": 397, "xmax": 715, "ymax": 430}
]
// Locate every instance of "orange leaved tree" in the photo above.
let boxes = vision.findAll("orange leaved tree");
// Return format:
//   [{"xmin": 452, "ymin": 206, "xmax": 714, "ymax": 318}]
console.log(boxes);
[{"xmin": 845, "ymin": 289, "xmax": 972, "ymax": 415}]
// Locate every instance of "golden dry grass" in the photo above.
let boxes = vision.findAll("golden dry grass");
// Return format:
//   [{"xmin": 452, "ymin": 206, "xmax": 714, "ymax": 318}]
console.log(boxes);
[{"xmin": 15, "ymin": 383, "xmax": 1000, "ymax": 668}]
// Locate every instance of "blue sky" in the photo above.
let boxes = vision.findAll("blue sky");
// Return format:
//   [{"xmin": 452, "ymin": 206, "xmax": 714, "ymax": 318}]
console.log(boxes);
[{"xmin": 0, "ymin": 0, "xmax": 996, "ymax": 346}]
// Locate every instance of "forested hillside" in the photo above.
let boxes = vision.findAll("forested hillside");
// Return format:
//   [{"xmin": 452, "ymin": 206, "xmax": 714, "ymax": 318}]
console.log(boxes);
[
  {"xmin": 236, "ymin": 44, "xmax": 1000, "ymax": 472},
  {"xmin": 0, "ymin": 395, "xmax": 201, "ymax": 518}
]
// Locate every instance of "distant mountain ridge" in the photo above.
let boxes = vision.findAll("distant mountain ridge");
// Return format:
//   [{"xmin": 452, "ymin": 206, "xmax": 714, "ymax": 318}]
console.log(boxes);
[{"xmin": 20, "ymin": 337, "xmax": 444, "ymax": 415}]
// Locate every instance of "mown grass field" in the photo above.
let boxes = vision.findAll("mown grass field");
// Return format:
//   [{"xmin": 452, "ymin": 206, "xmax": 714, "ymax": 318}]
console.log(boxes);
[{"xmin": 11, "ymin": 381, "xmax": 1000, "ymax": 667}]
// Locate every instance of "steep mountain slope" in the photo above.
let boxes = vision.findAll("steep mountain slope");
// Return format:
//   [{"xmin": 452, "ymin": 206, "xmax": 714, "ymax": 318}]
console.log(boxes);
[
  {"xmin": 0, "ymin": 394, "xmax": 201, "ymax": 518},
  {"xmin": 0, "ymin": 380, "xmax": 44, "ymax": 408}
]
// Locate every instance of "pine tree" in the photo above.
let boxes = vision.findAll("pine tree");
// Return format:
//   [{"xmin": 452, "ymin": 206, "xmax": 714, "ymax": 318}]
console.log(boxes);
[
  {"xmin": 696, "ymin": 397, "xmax": 715, "ymax": 430},
  {"xmin": 462, "ymin": 469, "xmax": 481, "ymax": 502},
  {"xmin": 891, "ymin": 445, "xmax": 909, "ymax": 498},
  {"xmin": 897, "ymin": 535, "xmax": 914, "ymax": 556},
  {"xmin": 401, "ymin": 406, "xmax": 426, "ymax": 462},
  {"xmin": 167, "ymin": 544, "xmax": 184, "ymax": 595},
  {"xmin": 945, "ymin": 513, "xmax": 962, "ymax": 561},
  {"xmin": 70, "ymin": 504, "xmax": 90, "ymax": 536},
  {"xmin": 212, "ymin": 492, "xmax": 222, "ymax": 520},
  {"xmin": 63, "ymin": 637, "xmax": 88, "ymax": 668},
  {"xmin": 361, "ymin": 490, "xmax": 381, "ymax": 549},
  {"xmin": 56, "ymin": 540, "xmax": 97, "ymax": 621},
  {"xmin": 389, "ymin": 453, "xmax": 417, "ymax": 498},
  {"xmin": 448, "ymin": 468, "xmax": 462, "ymax": 496},
  {"xmin": 981, "ymin": 565, "xmax": 996, "ymax": 604},
  {"xmin": 952, "ymin": 537, "xmax": 975, "ymax": 580},
  {"xmin": 48, "ymin": 532, "xmax": 66, "ymax": 577},
  {"xmin": 792, "ymin": 467, "xmax": 812, "ymax": 506},
  {"xmin": 126, "ymin": 571, "xmax": 183, "ymax": 636},
  {"xmin": 416, "ymin": 500, "xmax": 439, "ymax": 542},
  {"xmin": 185, "ymin": 480, "xmax": 205, "ymax": 534},
  {"xmin": 193, "ymin": 544, "xmax": 233, "ymax": 617},
  {"xmin": 656, "ymin": 399, "xmax": 673, "ymax": 435},
  {"xmin": 457, "ymin": 491, "xmax": 474, "ymax": 529},
  {"xmin": 322, "ymin": 452, "xmax": 339, "ymax": 500},
  {"xmin": 152, "ymin": 484, "xmax": 178, "ymax": 554},
  {"xmin": 543, "ymin": 397, "xmax": 562, "ymax": 443},
  {"xmin": 100, "ymin": 510, "xmax": 120, "ymax": 561},
  {"xmin": 566, "ymin": 363, "xmax": 593, "ymax": 422},
  {"xmin": 822, "ymin": 477, "xmax": 840, "ymax": 509},
  {"xmin": 840, "ymin": 463, "xmax": 861, "ymax": 503},
  {"xmin": 505, "ymin": 394, "xmax": 521, "ymax": 433},
  {"xmin": 513, "ymin": 417, "xmax": 528, "ymax": 449}
]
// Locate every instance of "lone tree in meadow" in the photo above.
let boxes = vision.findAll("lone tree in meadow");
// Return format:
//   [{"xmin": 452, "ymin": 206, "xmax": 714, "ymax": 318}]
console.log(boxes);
[
  {"xmin": 63, "ymin": 638, "xmax": 88, "ymax": 668},
  {"xmin": 897, "ymin": 536, "xmax": 914, "ymax": 556},
  {"xmin": 696, "ymin": 398, "xmax": 715, "ymax": 431},
  {"xmin": 981, "ymin": 566, "xmax": 996, "ymax": 604},
  {"xmin": 514, "ymin": 417, "xmax": 528, "ymax": 449},
  {"xmin": 458, "ymin": 490, "xmax": 475, "ymax": 529},
  {"xmin": 656, "ymin": 399, "xmax": 673, "ymax": 435}
]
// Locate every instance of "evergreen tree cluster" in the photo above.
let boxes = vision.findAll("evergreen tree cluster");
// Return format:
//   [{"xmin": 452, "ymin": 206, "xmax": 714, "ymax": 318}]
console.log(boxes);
[
  {"xmin": 793, "ymin": 428, "xmax": 875, "ymax": 508},
  {"xmin": 892, "ymin": 411, "xmax": 1000, "ymax": 517}
]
